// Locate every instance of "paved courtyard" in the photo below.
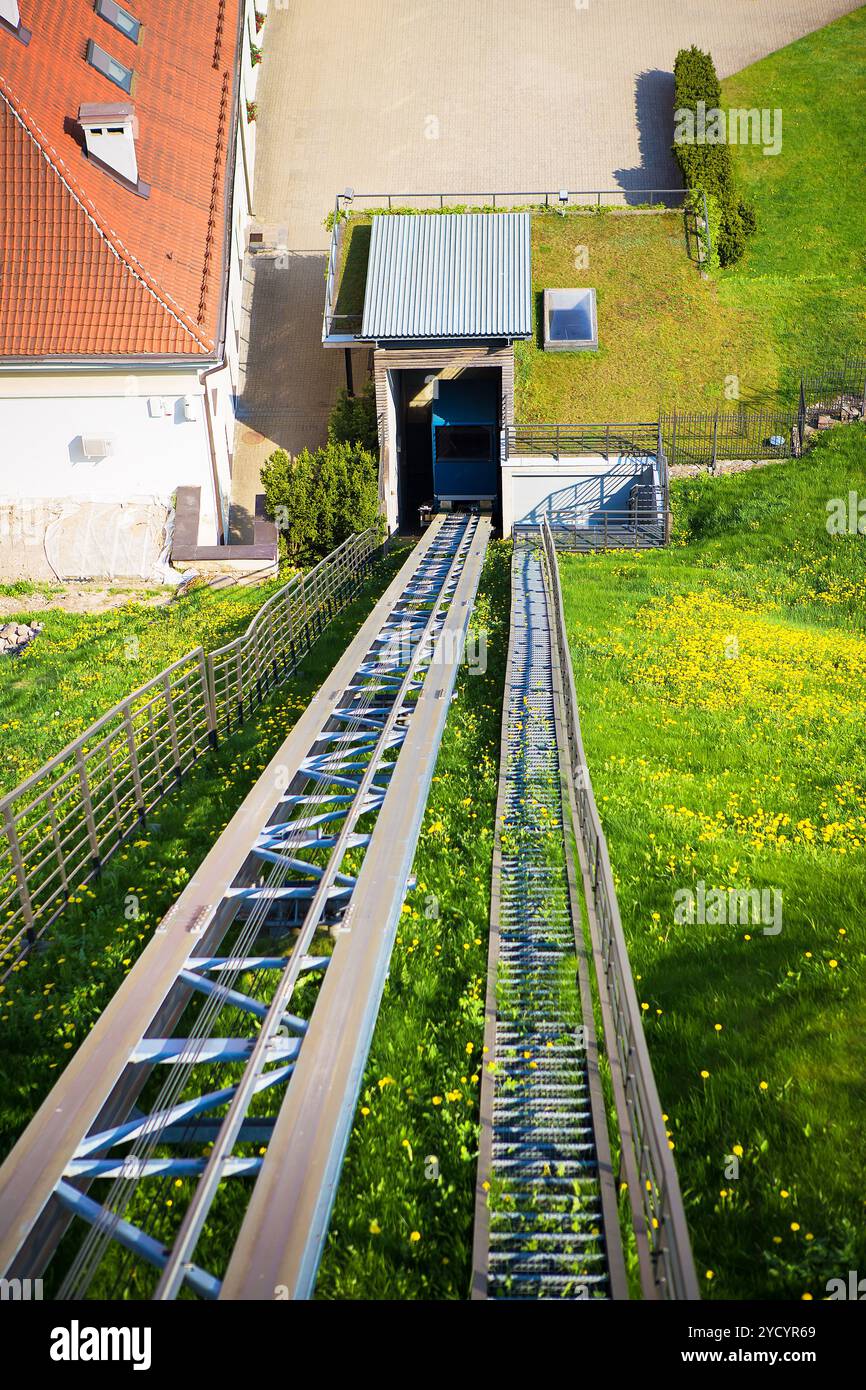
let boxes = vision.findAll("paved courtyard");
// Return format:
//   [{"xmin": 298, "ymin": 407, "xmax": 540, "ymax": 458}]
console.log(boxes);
[{"xmin": 230, "ymin": 0, "xmax": 856, "ymax": 533}]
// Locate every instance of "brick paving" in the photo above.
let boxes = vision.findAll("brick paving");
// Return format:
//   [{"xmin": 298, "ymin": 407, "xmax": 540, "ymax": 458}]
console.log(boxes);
[{"xmin": 231, "ymin": 0, "xmax": 857, "ymax": 533}]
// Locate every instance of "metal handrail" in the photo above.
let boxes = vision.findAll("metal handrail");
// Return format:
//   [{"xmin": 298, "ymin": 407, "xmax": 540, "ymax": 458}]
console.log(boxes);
[
  {"xmin": 540, "ymin": 518, "xmax": 699, "ymax": 1300},
  {"xmin": 503, "ymin": 422, "xmax": 659, "ymax": 461},
  {"xmin": 334, "ymin": 189, "xmax": 689, "ymax": 215},
  {"xmin": 0, "ymin": 529, "xmax": 382, "ymax": 974},
  {"xmin": 208, "ymin": 529, "xmax": 375, "ymax": 664}
]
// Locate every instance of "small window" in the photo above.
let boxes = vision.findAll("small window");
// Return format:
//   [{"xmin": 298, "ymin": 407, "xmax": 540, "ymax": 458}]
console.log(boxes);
[
  {"xmin": 95, "ymin": 0, "xmax": 140, "ymax": 43},
  {"xmin": 435, "ymin": 426, "xmax": 492, "ymax": 461},
  {"xmin": 86, "ymin": 38, "xmax": 134, "ymax": 92}
]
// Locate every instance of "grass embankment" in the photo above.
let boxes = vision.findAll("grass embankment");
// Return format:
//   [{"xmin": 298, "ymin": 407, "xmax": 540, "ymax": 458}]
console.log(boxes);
[
  {"xmin": 0, "ymin": 577, "xmax": 294, "ymax": 795},
  {"xmin": 719, "ymin": 6, "xmax": 866, "ymax": 383},
  {"xmin": 0, "ymin": 548, "xmax": 409, "ymax": 1165},
  {"xmin": 557, "ymin": 426, "xmax": 866, "ymax": 1300},
  {"xmin": 517, "ymin": 7, "xmax": 866, "ymax": 421},
  {"xmin": 316, "ymin": 540, "xmax": 511, "ymax": 1298}
]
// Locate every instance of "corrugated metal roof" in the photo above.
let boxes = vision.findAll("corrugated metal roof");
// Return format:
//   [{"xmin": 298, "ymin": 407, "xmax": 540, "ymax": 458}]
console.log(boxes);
[{"xmin": 361, "ymin": 212, "xmax": 532, "ymax": 341}]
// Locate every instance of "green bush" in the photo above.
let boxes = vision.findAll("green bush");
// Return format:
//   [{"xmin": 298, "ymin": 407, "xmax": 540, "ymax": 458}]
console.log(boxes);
[
  {"xmin": 672, "ymin": 46, "xmax": 756, "ymax": 266},
  {"xmin": 261, "ymin": 439, "xmax": 381, "ymax": 565},
  {"xmin": 328, "ymin": 382, "xmax": 380, "ymax": 454}
]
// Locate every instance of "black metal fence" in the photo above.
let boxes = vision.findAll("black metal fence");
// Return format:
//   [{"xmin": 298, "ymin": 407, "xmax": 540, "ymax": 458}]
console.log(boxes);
[
  {"xmin": 504, "ymin": 421, "xmax": 660, "ymax": 461},
  {"xmin": 800, "ymin": 354, "xmax": 866, "ymax": 429},
  {"xmin": 662, "ymin": 355, "xmax": 866, "ymax": 470},
  {"xmin": 510, "ymin": 356, "xmax": 866, "ymax": 475},
  {"xmin": 661, "ymin": 407, "xmax": 801, "ymax": 469}
]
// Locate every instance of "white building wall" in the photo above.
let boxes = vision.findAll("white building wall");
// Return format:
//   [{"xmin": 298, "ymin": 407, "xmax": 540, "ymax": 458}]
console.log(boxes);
[
  {"xmin": 0, "ymin": 371, "xmax": 219, "ymax": 534},
  {"xmin": 201, "ymin": 13, "xmax": 258, "ymax": 539},
  {"xmin": 502, "ymin": 455, "xmax": 651, "ymax": 535}
]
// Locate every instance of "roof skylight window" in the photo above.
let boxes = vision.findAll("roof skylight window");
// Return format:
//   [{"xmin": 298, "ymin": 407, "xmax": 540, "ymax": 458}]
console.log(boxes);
[
  {"xmin": 95, "ymin": 0, "xmax": 141, "ymax": 44},
  {"xmin": 86, "ymin": 38, "xmax": 134, "ymax": 93}
]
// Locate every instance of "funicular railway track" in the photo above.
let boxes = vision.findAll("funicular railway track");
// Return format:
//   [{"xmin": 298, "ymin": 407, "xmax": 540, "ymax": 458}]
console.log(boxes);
[
  {"xmin": 472, "ymin": 529, "xmax": 698, "ymax": 1301},
  {"xmin": 0, "ymin": 511, "xmax": 489, "ymax": 1300},
  {"xmin": 473, "ymin": 535, "xmax": 626, "ymax": 1299},
  {"xmin": 0, "ymin": 511, "xmax": 696, "ymax": 1303}
]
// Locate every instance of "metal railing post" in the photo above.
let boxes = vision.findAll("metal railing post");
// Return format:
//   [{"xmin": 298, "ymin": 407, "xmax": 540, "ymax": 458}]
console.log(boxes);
[
  {"xmin": 201, "ymin": 649, "xmax": 218, "ymax": 750},
  {"xmin": 75, "ymin": 745, "xmax": 101, "ymax": 870},
  {"xmin": 123, "ymin": 704, "xmax": 146, "ymax": 817},
  {"xmin": 2, "ymin": 803, "xmax": 35, "ymax": 943},
  {"xmin": 162, "ymin": 674, "xmax": 183, "ymax": 783}
]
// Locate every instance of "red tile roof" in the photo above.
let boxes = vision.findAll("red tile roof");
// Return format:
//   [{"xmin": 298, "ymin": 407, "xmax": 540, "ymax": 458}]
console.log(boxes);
[{"xmin": 0, "ymin": 1, "xmax": 241, "ymax": 358}]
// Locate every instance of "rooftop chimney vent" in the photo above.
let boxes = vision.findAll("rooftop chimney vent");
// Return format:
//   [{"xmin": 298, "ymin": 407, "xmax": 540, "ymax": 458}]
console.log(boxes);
[{"xmin": 77, "ymin": 103, "xmax": 149, "ymax": 196}]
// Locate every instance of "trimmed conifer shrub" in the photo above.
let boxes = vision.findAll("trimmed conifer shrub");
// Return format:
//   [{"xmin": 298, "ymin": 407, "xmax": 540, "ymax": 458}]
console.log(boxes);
[{"xmin": 672, "ymin": 46, "xmax": 756, "ymax": 266}]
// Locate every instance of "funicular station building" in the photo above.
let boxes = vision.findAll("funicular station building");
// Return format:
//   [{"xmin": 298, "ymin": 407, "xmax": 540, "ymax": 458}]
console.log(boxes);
[{"xmin": 323, "ymin": 205, "xmax": 667, "ymax": 544}]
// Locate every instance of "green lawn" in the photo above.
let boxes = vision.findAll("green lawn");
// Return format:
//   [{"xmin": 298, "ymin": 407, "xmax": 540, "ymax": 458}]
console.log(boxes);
[
  {"xmin": 557, "ymin": 425, "xmax": 866, "ymax": 1300},
  {"xmin": 0, "ymin": 578, "xmax": 294, "ymax": 796},
  {"xmin": 515, "ymin": 209, "xmax": 777, "ymax": 420},
  {"xmin": 719, "ymin": 4, "xmax": 866, "ymax": 394},
  {"xmin": 333, "ymin": 217, "xmax": 372, "ymax": 328}
]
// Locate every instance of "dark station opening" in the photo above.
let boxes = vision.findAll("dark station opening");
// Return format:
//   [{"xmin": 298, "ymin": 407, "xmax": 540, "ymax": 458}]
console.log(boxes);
[{"xmin": 394, "ymin": 367, "xmax": 501, "ymax": 533}]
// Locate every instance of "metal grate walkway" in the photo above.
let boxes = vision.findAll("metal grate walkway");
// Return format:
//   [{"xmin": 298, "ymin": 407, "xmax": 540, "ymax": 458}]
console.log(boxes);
[{"xmin": 473, "ymin": 537, "xmax": 626, "ymax": 1300}]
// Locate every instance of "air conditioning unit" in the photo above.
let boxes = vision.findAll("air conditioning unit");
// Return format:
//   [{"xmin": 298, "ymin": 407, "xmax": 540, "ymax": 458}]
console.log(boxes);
[
  {"xmin": 181, "ymin": 395, "xmax": 197, "ymax": 422},
  {"xmin": 81, "ymin": 436, "xmax": 113, "ymax": 460}
]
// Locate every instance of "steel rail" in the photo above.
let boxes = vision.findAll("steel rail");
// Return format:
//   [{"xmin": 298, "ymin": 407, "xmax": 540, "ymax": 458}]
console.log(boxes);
[
  {"xmin": 0, "ymin": 514, "xmax": 481, "ymax": 1293},
  {"xmin": 154, "ymin": 514, "xmax": 485, "ymax": 1298},
  {"xmin": 11, "ymin": 519, "xmax": 461, "ymax": 1289}
]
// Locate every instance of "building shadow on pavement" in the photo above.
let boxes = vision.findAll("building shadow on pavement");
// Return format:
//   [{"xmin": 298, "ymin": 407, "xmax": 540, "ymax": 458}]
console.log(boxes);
[
  {"xmin": 230, "ymin": 251, "xmax": 367, "ymax": 542},
  {"xmin": 614, "ymin": 68, "xmax": 683, "ymax": 202}
]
